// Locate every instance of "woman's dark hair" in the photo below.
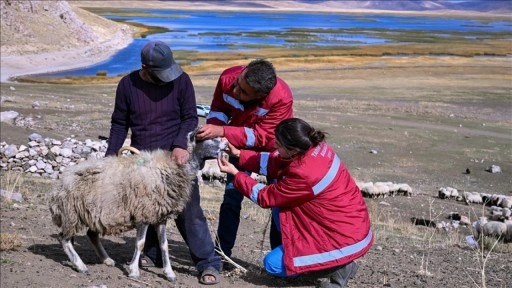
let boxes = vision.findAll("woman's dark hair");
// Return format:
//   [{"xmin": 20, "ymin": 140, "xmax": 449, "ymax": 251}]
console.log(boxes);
[
  {"xmin": 244, "ymin": 59, "xmax": 277, "ymax": 96},
  {"xmin": 275, "ymin": 118, "xmax": 327, "ymax": 154}
]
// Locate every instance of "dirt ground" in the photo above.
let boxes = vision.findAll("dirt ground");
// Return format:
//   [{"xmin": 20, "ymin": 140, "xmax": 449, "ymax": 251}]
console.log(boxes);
[{"xmin": 1, "ymin": 55, "xmax": 511, "ymax": 288}]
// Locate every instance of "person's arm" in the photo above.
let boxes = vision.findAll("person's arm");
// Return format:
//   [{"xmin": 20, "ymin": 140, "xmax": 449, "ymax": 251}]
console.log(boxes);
[
  {"xmin": 238, "ymin": 149, "xmax": 282, "ymax": 179},
  {"xmin": 233, "ymin": 169, "xmax": 314, "ymax": 208},
  {"xmin": 105, "ymin": 80, "xmax": 130, "ymax": 157},
  {"xmin": 171, "ymin": 73, "xmax": 199, "ymax": 151},
  {"xmin": 218, "ymin": 148, "xmax": 313, "ymax": 208},
  {"xmin": 205, "ymin": 73, "xmax": 233, "ymax": 126},
  {"xmin": 195, "ymin": 72, "xmax": 234, "ymax": 140}
]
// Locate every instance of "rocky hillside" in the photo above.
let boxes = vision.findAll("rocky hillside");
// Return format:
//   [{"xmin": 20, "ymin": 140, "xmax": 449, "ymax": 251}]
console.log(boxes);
[{"xmin": 0, "ymin": 0, "xmax": 132, "ymax": 56}]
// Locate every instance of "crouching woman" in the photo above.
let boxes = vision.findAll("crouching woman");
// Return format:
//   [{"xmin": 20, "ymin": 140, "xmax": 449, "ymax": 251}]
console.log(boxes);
[{"xmin": 217, "ymin": 118, "xmax": 373, "ymax": 287}]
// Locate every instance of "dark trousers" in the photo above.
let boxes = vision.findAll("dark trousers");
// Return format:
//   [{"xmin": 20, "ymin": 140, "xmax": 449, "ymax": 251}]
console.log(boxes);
[
  {"xmin": 216, "ymin": 157, "xmax": 281, "ymax": 257},
  {"xmin": 144, "ymin": 178, "xmax": 221, "ymax": 272}
]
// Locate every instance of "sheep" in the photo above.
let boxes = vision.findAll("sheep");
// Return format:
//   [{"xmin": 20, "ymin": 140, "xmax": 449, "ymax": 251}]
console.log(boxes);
[
  {"xmin": 474, "ymin": 217, "xmax": 510, "ymax": 241},
  {"xmin": 200, "ymin": 159, "xmax": 226, "ymax": 182},
  {"xmin": 438, "ymin": 187, "xmax": 458, "ymax": 200},
  {"xmin": 356, "ymin": 181, "xmax": 413, "ymax": 198},
  {"xmin": 48, "ymin": 130, "xmax": 226, "ymax": 282},
  {"xmin": 397, "ymin": 183, "xmax": 413, "ymax": 196},
  {"xmin": 473, "ymin": 217, "xmax": 488, "ymax": 239},
  {"xmin": 497, "ymin": 196, "xmax": 512, "ymax": 209},
  {"xmin": 461, "ymin": 191, "xmax": 483, "ymax": 204},
  {"xmin": 482, "ymin": 221, "xmax": 508, "ymax": 239},
  {"xmin": 250, "ymin": 172, "xmax": 268, "ymax": 184}
]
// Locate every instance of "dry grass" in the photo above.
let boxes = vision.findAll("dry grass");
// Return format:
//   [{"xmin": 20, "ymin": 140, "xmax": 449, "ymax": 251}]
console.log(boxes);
[
  {"xmin": 0, "ymin": 232, "xmax": 22, "ymax": 251},
  {"xmin": 0, "ymin": 171, "xmax": 24, "ymax": 204}
]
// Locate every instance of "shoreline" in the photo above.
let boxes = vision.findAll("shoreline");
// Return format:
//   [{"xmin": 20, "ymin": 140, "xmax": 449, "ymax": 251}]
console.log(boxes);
[
  {"xmin": 0, "ymin": 29, "xmax": 133, "ymax": 83},
  {"xmin": 1, "ymin": 1, "xmax": 508, "ymax": 84},
  {"xmin": 72, "ymin": 1, "xmax": 511, "ymax": 17}
]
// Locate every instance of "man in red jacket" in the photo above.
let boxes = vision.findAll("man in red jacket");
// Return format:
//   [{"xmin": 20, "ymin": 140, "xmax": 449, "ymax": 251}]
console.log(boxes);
[{"xmin": 196, "ymin": 59, "xmax": 293, "ymax": 266}]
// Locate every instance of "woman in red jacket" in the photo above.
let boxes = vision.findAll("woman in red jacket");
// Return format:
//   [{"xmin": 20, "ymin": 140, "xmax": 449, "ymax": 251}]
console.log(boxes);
[{"xmin": 218, "ymin": 118, "xmax": 373, "ymax": 287}]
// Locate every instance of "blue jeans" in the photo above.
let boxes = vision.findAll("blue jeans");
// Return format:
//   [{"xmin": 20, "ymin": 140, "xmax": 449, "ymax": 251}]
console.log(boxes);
[
  {"xmin": 144, "ymin": 178, "xmax": 221, "ymax": 272},
  {"xmin": 216, "ymin": 157, "xmax": 281, "ymax": 257}
]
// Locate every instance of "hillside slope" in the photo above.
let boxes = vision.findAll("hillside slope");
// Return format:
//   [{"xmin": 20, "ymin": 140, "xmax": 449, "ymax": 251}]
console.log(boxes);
[
  {"xmin": 0, "ymin": 0, "xmax": 133, "ymax": 56},
  {"xmin": 0, "ymin": 0, "xmax": 135, "ymax": 81}
]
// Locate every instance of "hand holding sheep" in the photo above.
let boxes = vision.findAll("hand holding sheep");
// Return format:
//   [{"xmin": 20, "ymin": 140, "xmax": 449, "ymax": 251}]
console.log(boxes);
[
  {"xmin": 171, "ymin": 147, "xmax": 189, "ymax": 164},
  {"xmin": 196, "ymin": 124, "xmax": 225, "ymax": 139}
]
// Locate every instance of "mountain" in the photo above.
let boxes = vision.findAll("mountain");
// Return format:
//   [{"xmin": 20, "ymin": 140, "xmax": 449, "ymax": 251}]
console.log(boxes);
[{"xmin": 291, "ymin": 0, "xmax": 512, "ymax": 13}]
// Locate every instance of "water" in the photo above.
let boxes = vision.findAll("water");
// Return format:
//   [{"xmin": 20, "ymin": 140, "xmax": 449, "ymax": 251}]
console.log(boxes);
[{"xmin": 44, "ymin": 9, "xmax": 512, "ymax": 78}]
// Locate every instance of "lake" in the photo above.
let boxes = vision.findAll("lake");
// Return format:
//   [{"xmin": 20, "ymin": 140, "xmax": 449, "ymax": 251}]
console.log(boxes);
[{"xmin": 44, "ymin": 9, "xmax": 512, "ymax": 78}]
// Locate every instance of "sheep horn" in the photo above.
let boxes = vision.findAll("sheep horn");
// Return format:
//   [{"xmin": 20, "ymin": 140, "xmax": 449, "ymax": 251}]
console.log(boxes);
[{"xmin": 116, "ymin": 146, "xmax": 141, "ymax": 157}]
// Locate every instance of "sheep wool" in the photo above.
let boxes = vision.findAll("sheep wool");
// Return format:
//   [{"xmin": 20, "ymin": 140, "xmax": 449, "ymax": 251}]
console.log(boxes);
[
  {"xmin": 49, "ymin": 149, "xmax": 193, "ymax": 238},
  {"xmin": 47, "ymin": 131, "xmax": 225, "ymax": 281}
]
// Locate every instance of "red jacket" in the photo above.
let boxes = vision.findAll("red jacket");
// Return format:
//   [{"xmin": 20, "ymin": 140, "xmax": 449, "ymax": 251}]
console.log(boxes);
[
  {"xmin": 206, "ymin": 65, "xmax": 293, "ymax": 151},
  {"xmin": 233, "ymin": 142, "xmax": 373, "ymax": 275}
]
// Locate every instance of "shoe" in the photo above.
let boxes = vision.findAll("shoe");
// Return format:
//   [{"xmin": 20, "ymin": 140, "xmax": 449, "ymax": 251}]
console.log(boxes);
[
  {"xmin": 199, "ymin": 266, "xmax": 220, "ymax": 285},
  {"xmin": 140, "ymin": 255, "xmax": 163, "ymax": 268},
  {"xmin": 318, "ymin": 261, "xmax": 358, "ymax": 288}
]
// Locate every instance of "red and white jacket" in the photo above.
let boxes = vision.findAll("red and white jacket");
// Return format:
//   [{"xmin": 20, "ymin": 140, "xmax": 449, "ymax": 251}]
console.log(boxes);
[
  {"xmin": 206, "ymin": 65, "xmax": 293, "ymax": 151},
  {"xmin": 233, "ymin": 142, "xmax": 373, "ymax": 275}
]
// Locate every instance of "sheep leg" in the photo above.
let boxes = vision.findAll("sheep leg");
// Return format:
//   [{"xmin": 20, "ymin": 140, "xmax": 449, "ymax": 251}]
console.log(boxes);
[
  {"xmin": 128, "ymin": 224, "xmax": 148, "ymax": 279},
  {"xmin": 59, "ymin": 233, "xmax": 88, "ymax": 274},
  {"xmin": 86, "ymin": 229, "xmax": 115, "ymax": 266},
  {"xmin": 156, "ymin": 221, "xmax": 176, "ymax": 282}
]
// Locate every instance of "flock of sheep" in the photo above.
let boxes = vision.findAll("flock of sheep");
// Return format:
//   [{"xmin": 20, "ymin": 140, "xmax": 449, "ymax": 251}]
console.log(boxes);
[
  {"xmin": 438, "ymin": 186, "xmax": 512, "ymax": 243},
  {"xmin": 357, "ymin": 181, "xmax": 413, "ymax": 198}
]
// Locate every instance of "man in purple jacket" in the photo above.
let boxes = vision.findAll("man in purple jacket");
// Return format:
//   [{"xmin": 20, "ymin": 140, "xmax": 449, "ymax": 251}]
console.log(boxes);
[{"xmin": 105, "ymin": 40, "xmax": 221, "ymax": 285}]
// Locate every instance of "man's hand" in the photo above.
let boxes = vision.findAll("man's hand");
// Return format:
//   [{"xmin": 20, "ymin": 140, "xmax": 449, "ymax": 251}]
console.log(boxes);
[
  {"xmin": 196, "ymin": 124, "xmax": 224, "ymax": 140},
  {"xmin": 172, "ymin": 147, "xmax": 189, "ymax": 165}
]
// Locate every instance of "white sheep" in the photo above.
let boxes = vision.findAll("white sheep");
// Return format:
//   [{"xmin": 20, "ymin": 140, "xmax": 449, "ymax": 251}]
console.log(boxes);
[
  {"xmin": 482, "ymin": 221, "xmax": 508, "ymax": 239},
  {"xmin": 397, "ymin": 183, "xmax": 413, "ymax": 196},
  {"xmin": 49, "ymin": 131, "xmax": 225, "ymax": 282},
  {"xmin": 438, "ymin": 187, "xmax": 458, "ymax": 199},
  {"xmin": 462, "ymin": 191, "xmax": 483, "ymax": 204},
  {"xmin": 497, "ymin": 196, "xmax": 512, "ymax": 209},
  {"xmin": 473, "ymin": 217, "xmax": 488, "ymax": 239},
  {"xmin": 474, "ymin": 217, "xmax": 510, "ymax": 241},
  {"xmin": 200, "ymin": 159, "xmax": 226, "ymax": 182},
  {"xmin": 357, "ymin": 181, "xmax": 412, "ymax": 198}
]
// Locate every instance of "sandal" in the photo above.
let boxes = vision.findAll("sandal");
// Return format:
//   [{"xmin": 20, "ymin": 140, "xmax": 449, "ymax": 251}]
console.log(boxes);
[
  {"xmin": 199, "ymin": 266, "xmax": 220, "ymax": 285},
  {"xmin": 140, "ymin": 255, "xmax": 162, "ymax": 268}
]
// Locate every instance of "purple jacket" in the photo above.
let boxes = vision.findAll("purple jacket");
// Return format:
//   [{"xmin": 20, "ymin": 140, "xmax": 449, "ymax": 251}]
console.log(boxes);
[{"xmin": 105, "ymin": 70, "xmax": 198, "ymax": 156}]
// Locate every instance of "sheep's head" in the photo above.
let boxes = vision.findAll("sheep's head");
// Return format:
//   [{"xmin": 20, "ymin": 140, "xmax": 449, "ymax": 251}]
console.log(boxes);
[{"xmin": 187, "ymin": 128, "xmax": 227, "ymax": 170}]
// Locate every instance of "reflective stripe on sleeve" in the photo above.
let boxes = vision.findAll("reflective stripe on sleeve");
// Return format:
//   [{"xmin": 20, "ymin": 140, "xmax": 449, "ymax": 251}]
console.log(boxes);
[
  {"xmin": 206, "ymin": 111, "xmax": 229, "ymax": 123},
  {"xmin": 244, "ymin": 127, "xmax": 255, "ymax": 148},
  {"xmin": 312, "ymin": 155, "xmax": 340, "ymax": 195},
  {"xmin": 259, "ymin": 152, "xmax": 269, "ymax": 175},
  {"xmin": 250, "ymin": 183, "xmax": 266, "ymax": 204},
  {"xmin": 223, "ymin": 94, "xmax": 244, "ymax": 111},
  {"xmin": 255, "ymin": 107, "xmax": 269, "ymax": 116}
]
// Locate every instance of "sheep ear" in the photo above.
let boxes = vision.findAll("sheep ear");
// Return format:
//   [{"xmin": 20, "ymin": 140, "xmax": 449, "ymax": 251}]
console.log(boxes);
[{"xmin": 188, "ymin": 128, "xmax": 198, "ymax": 143}]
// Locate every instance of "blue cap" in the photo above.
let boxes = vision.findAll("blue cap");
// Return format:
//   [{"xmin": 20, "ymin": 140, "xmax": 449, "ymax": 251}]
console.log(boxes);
[{"xmin": 141, "ymin": 41, "xmax": 183, "ymax": 82}]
